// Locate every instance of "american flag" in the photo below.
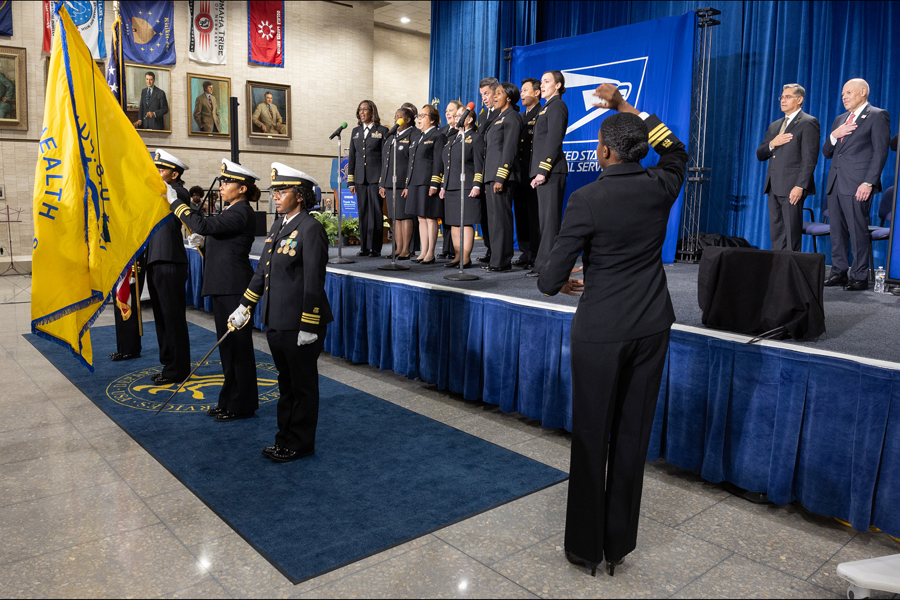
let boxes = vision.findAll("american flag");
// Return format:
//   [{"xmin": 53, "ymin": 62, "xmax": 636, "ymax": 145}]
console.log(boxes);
[{"xmin": 105, "ymin": 16, "xmax": 125, "ymax": 109}]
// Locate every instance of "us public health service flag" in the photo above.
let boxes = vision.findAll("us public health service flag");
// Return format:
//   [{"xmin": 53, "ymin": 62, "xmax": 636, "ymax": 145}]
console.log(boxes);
[
  {"xmin": 189, "ymin": 0, "xmax": 226, "ymax": 65},
  {"xmin": 248, "ymin": 0, "xmax": 284, "ymax": 67},
  {"xmin": 31, "ymin": 5, "xmax": 170, "ymax": 370},
  {"xmin": 121, "ymin": 0, "xmax": 176, "ymax": 65}
]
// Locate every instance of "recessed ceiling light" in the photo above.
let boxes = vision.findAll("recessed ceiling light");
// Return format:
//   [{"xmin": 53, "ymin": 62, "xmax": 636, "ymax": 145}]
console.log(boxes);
[{"xmin": 400, "ymin": 16, "xmax": 411, "ymax": 23}]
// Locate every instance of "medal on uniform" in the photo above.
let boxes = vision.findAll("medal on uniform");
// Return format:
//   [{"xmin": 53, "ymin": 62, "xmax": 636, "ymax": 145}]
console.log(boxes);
[{"xmin": 289, "ymin": 230, "xmax": 298, "ymax": 239}]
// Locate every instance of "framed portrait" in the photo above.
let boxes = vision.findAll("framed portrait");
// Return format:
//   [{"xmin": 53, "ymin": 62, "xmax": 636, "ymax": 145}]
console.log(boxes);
[
  {"xmin": 0, "ymin": 47, "xmax": 27, "ymax": 131},
  {"xmin": 187, "ymin": 73, "xmax": 231, "ymax": 137},
  {"xmin": 124, "ymin": 63, "xmax": 171, "ymax": 133},
  {"xmin": 247, "ymin": 81, "xmax": 291, "ymax": 140}
]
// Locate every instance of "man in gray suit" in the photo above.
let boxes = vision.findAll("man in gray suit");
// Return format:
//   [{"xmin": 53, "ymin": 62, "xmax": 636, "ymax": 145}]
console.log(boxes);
[
  {"xmin": 132, "ymin": 72, "xmax": 168, "ymax": 130},
  {"xmin": 822, "ymin": 78, "xmax": 891, "ymax": 291},
  {"xmin": 757, "ymin": 84, "xmax": 820, "ymax": 251}
]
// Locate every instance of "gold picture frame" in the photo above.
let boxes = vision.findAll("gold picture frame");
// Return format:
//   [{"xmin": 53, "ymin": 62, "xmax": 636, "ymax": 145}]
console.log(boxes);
[
  {"xmin": 0, "ymin": 46, "xmax": 27, "ymax": 131},
  {"xmin": 247, "ymin": 81, "xmax": 291, "ymax": 140},
  {"xmin": 124, "ymin": 63, "xmax": 172, "ymax": 134},
  {"xmin": 187, "ymin": 73, "xmax": 231, "ymax": 137}
]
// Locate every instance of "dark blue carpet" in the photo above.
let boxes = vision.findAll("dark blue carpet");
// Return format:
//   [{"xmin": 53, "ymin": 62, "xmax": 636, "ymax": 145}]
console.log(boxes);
[{"xmin": 26, "ymin": 322, "xmax": 568, "ymax": 583}]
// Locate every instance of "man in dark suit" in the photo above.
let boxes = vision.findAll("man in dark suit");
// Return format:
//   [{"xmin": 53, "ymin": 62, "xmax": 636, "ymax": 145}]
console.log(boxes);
[
  {"xmin": 513, "ymin": 77, "xmax": 543, "ymax": 268},
  {"xmin": 822, "ymin": 78, "xmax": 891, "ymax": 291},
  {"xmin": 132, "ymin": 72, "xmax": 168, "ymax": 131},
  {"xmin": 756, "ymin": 84, "xmax": 820, "ymax": 251},
  {"xmin": 476, "ymin": 77, "xmax": 501, "ymax": 263},
  {"xmin": 539, "ymin": 84, "xmax": 687, "ymax": 576}
]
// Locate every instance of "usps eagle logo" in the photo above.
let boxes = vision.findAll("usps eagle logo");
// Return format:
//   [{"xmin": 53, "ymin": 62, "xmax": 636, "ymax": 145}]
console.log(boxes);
[{"xmin": 258, "ymin": 20, "xmax": 275, "ymax": 40}]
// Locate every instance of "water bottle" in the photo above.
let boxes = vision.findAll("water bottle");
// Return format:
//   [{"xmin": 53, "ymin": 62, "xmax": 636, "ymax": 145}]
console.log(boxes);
[{"xmin": 875, "ymin": 266, "xmax": 886, "ymax": 293}]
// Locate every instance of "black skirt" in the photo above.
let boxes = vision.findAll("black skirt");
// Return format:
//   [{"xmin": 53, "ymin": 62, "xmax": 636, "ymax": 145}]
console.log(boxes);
[
  {"xmin": 405, "ymin": 184, "xmax": 444, "ymax": 219},
  {"xmin": 384, "ymin": 187, "xmax": 412, "ymax": 220},
  {"xmin": 443, "ymin": 188, "xmax": 482, "ymax": 226}
]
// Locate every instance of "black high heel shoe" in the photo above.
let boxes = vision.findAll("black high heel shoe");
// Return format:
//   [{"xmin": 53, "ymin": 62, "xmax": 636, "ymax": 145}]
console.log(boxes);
[
  {"xmin": 606, "ymin": 558, "xmax": 623, "ymax": 576},
  {"xmin": 419, "ymin": 257, "xmax": 436, "ymax": 265},
  {"xmin": 444, "ymin": 260, "xmax": 460, "ymax": 268},
  {"xmin": 565, "ymin": 550, "xmax": 600, "ymax": 577}
]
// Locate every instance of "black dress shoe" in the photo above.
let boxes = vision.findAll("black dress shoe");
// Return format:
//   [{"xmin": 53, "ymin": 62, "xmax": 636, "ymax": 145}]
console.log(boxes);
[
  {"xmin": 525, "ymin": 271, "xmax": 541, "ymax": 278},
  {"xmin": 484, "ymin": 265, "xmax": 512, "ymax": 272},
  {"xmin": 207, "ymin": 407, "xmax": 226, "ymax": 417},
  {"xmin": 513, "ymin": 257, "xmax": 534, "ymax": 268},
  {"xmin": 262, "ymin": 444, "xmax": 279, "ymax": 459},
  {"xmin": 151, "ymin": 373, "xmax": 165, "ymax": 382},
  {"xmin": 462, "ymin": 261, "xmax": 473, "ymax": 269},
  {"xmin": 445, "ymin": 261, "xmax": 460, "ymax": 268},
  {"xmin": 369, "ymin": 251, "xmax": 383, "ymax": 258},
  {"xmin": 476, "ymin": 253, "xmax": 491, "ymax": 263},
  {"xmin": 109, "ymin": 352, "xmax": 140, "ymax": 362},
  {"xmin": 605, "ymin": 558, "xmax": 624, "ymax": 576},
  {"xmin": 270, "ymin": 446, "xmax": 315, "ymax": 462},
  {"xmin": 214, "ymin": 411, "xmax": 255, "ymax": 422},
  {"xmin": 419, "ymin": 257, "xmax": 436, "ymax": 265},
  {"xmin": 844, "ymin": 278, "xmax": 868, "ymax": 291},
  {"xmin": 153, "ymin": 376, "xmax": 182, "ymax": 385},
  {"xmin": 565, "ymin": 550, "xmax": 600, "ymax": 577},
  {"xmin": 397, "ymin": 254, "xmax": 411, "ymax": 261},
  {"xmin": 410, "ymin": 257, "xmax": 423, "ymax": 263},
  {"xmin": 824, "ymin": 273, "xmax": 849, "ymax": 287},
  {"xmin": 356, "ymin": 250, "xmax": 369, "ymax": 257}
]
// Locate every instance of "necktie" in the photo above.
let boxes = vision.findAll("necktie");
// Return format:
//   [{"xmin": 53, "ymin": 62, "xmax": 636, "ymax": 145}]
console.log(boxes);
[
  {"xmin": 841, "ymin": 113, "xmax": 855, "ymax": 144},
  {"xmin": 778, "ymin": 116, "xmax": 788, "ymax": 134},
  {"xmin": 364, "ymin": 126, "xmax": 370, "ymax": 138},
  {"xmin": 208, "ymin": 95, "xmax": 212, "ymax": 109},
  {"xmin": 267, "ymin": 105, "xmax": 273, "ymax": 119}
]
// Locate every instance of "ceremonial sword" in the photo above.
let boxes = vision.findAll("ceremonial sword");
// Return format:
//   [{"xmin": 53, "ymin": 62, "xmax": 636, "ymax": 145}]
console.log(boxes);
[{"xmin": 154, "ymin": 305, "xmax": 252, "ymax": 415}]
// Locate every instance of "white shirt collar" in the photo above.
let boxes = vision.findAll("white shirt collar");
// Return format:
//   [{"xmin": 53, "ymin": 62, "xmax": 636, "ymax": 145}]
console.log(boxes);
[
  {"xmin": 281, "ymin": 211, "xmax": 300, "ymax": 227},
  {"xmin": 783, "ymin": 108, "xmax": 801, "ymax": 125},
  {"xmin": 422, "ymin": 126, "xmax": 436, "ymax": 134},
  {"xmin": 849, "ymin": 102, "xmax": 868, "ymax": 119}
]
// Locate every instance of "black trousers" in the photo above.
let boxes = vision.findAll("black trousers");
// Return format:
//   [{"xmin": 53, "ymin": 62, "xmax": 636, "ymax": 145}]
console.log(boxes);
[
  {"xmin": 265, "ymin": 328, "xmax": 324, "ymax": 452},
  {"xmin": 827, "ymin": 191, "xmax": 871, "ymax": 281},
  {"xmin": 565, "ymin": 328, "xmax": 670, "ymax": 564},
  {"xmin": 514, "ymin": 184, "xmax": 539, "ymax": 262},
  {"xmin": 212, "ymin": 295, "xmax": 259, "ymax": 415},
  {"xmin": 147, "ymin": 262, "xmax": 191, "ymax": 380},
  {"xmin": 441, "ymin": 222, "xmax": 454, "ymax": 255},
  {"xmin": 356, "ymin": 183, "xmax": 383, "ymax": 254},
  {"xmin": 486, "ymin": 183, "xmax": 515, "ymax": 268},
  {"xmin": 767, "ymin": 193, "xmax": 805, "ymax": 252},
  {"xmin": 533, "ymin": 173, "xmax": 566, "ymax": 273},
  {"xmin": 113, "ymin": 259, "xmax": 146, "ymax": 356},
  {"xmin": 479, "ymin": 190, "xmax": 491, "ymax": 253}
]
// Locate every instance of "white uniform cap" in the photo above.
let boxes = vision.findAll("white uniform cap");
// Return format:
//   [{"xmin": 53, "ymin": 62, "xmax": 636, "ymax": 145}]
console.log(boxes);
[
  {"xmin": 220, "ymin": 159, "xmax": 260, "ymax": 182},
  {"xmin": 270, "ymin": 162, "xmax": 320, "ymax": 189},
  {"xmin": 153, "ymin": 149, "xmax": 189, "ymax": 172}
]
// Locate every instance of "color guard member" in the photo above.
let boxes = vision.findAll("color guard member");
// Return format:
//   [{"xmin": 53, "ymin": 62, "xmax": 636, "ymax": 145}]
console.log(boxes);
[
  {"xmin": 149, "ymin": 150, "xmax": 192, "ymax": 385},
  {"xmin": 170, "ymin": 159, "xmax": 261, "ymax": 421},
  {"xmin": 229, "ymin": 164, "xmax": 333, "ymax": 462}
]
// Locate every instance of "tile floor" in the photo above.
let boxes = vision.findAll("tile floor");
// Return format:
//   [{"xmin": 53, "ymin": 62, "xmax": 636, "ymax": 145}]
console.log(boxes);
[{"xmin": 1, "ymin": 274, "xmax": 898, "ymax": 599}]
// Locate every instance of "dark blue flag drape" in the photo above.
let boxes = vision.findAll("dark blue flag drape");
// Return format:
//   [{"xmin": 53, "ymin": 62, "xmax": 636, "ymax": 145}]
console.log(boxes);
[
  {"xmin": 120, "ymin": 0, "xmax": 176, "ymax": 65},
  {"xmin": 430, "ymin": 1, "xmax": 900, "ymax": 264},
  {"xmin": 0, "ymin": 1, "xmax": 12, "ymax": 36}
]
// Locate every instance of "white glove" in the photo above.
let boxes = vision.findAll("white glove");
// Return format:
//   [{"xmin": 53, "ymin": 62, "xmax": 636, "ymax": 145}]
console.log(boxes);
[
  {"xmin": 298, "ymin": 331, "xmax": 318, "ymax": 346},
  {"xmin": 188, "ymin": 233, "xmax": 205, "ymax": 248},
  {"xmin": 166, "ymin": 183, "xmax": 178, "ymax": 205},
  {"xmin": 228, "ymin": 304, "xmax": 251, "ymax": 329}
]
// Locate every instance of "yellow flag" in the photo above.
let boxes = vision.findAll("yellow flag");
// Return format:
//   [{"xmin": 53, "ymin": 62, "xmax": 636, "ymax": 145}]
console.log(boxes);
[{"xmin": 31, "ymin": 5, "xmax": 170, "ymax": 370}]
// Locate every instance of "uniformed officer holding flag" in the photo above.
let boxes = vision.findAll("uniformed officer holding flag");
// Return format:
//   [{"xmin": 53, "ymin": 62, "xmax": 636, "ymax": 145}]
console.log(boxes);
[
  {"xmin": 149, "ymin": 150, "xmax": 192, "ymax": 385},
  {"xmin": 169, "ymin": 159, "xmax": 261, "ymax": 422},
  {"xmin": 229, "ymin": 164, "xmax": 333, "ymax": 462}
]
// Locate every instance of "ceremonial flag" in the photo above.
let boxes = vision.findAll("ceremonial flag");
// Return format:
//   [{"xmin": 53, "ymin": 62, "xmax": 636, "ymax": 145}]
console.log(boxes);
[
  {"xmin": 248, "ymin": 0, "xmax": 284, "ymax": 68},
  {"xmin": 189, "ymin": 0, "xmax": 226, "ymax": 65},
  {"xmin": 42, "ymin": 1, "xmax": 107, "ymax": 59},
  {"xmin": 0, "ymin": 1, "xmax": 12, "ymax": 37},
  {"xmin": 121, "ymin": 0, "xmax": 176, "ymax": 65},
  {"xmin": 105, "ymin": 15, "xmax": 126, "ymax": 109},
  {"xmin": 31, "ymin": 4, "xmax": 170, "ymax": 370}
]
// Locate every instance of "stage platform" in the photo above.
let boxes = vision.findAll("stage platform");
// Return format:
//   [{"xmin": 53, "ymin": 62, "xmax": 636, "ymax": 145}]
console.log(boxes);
[
  {"xmin": 185, "ymin": 242, "xmax": 900, "ymax": 539},
  {"xmin": 319, "ymin": 240, "xmax": 900, "ymax": 365}
]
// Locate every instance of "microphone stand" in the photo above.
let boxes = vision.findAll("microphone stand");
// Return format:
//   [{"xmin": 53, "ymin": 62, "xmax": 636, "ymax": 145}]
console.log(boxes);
[
  {"xmin": 329, "ymin": 130, "xmax": 354, "ymax": 265},
  {"xmin": 379, "ymin": 131, "xmax": 409, "ymax": 271},
  {"xmin": 445, "ymin": 129, "xmax": 479, "ymax": 281}
]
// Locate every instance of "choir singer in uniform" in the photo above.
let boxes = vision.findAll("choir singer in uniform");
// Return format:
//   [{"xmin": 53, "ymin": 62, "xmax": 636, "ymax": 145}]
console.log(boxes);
[
  {"xmin": 440, "ymin": 104, "xmax": 484, "ymax": 268},
  {"xmin": 229, "ymin": 164, "xmax": 333, "ymax": 462},
  {"xmin": 538, "ymin": 83, "xmax": 688, "ymax": 577}
]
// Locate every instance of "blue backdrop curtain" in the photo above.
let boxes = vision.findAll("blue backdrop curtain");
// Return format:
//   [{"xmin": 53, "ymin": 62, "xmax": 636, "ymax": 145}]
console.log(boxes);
[{"xmin": 429, "ymin": 1, "xmax": 900, "ymax": 264}]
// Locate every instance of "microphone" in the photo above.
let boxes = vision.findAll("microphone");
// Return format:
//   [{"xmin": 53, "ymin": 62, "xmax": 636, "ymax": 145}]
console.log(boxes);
[
  {"xmin": 387, "ymin": 118, "xmax": 405, "ymax": 137},
  {"xmin": 456, "ymin": 102, "xmax": 477, "ymax": 128},
  {"xmin": 329, "ymin": 122, "xmax": 348, "ymax": 140}
]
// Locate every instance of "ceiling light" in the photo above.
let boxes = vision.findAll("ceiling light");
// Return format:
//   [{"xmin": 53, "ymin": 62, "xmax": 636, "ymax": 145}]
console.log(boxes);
[{"xmin": 400, "ymin": 17, "xmax": 411, "ymax": 23}]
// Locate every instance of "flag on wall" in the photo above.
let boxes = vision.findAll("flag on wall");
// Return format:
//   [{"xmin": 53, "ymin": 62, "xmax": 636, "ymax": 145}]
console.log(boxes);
[
  {"xmin": 0, "ymin": 1, "xmax": 13, "ymax": 37},
  {"xmin": 189, "ymin": 0, "xmax": 226, "ymax": 65},
  {"xmin": 32, "ymin": 4, "xmax": 170, "ymax": 370},
  {"xmin": 42, "ymin": 1, "xmax": 107, "ymax": 59},
  {"xmin": 248, "ymin": 0, "xmax": 284, "ymax": 67},
  {"xmin": 121, "ymin": 0, "xmax": 176, "ymax": 65}
]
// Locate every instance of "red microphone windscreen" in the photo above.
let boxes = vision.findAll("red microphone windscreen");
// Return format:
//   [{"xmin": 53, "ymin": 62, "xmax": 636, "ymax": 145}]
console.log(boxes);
[{"xmin": 466, "ymin": 102, "xmax": 476, "ymax": 109}]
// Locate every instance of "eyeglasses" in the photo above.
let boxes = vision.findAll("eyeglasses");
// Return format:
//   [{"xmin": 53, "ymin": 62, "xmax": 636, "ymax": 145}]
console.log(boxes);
[
  {"xmin": 778, "ymin": 95, "xmax": 798, "ymax": 100},
  {"xmin": 269, "ymin": 189, "xmax": 288, "ymax": 198},
  {"xmin": 358, "ymin": 107, "xmax": 372, "ymax": 113}
]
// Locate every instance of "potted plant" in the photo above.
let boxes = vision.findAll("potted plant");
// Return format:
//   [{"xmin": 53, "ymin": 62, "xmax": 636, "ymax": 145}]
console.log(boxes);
[
  {"xmin": 310, "ymin": 210, "xmax": 339, "ymax": 246},
  {"xmin": 341, "ymin": 217, "xmax": 360, "ymax": 245}
]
